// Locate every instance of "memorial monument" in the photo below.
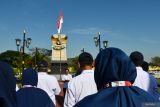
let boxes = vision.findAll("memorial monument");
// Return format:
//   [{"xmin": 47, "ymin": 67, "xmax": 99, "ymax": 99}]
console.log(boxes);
[
  {"xmin": 50, "ymin": 10, "xmax": 68, "ymax": 80},
  {"xmin": 51, "ymin": 34, "xmax": 68, "ymax": 76}
]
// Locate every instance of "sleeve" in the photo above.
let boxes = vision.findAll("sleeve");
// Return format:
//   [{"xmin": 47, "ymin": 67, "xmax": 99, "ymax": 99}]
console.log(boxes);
[
  {"xmin": 54, "ymin": 78, "xmax": 61, "ymax": 95},
  {"xmin": 64, "ymin": 81, "xmax": 76, "ymax": 107}
]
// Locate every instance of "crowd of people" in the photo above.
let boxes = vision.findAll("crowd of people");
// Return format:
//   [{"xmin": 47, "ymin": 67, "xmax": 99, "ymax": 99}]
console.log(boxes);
[{"xmin": 0, "ymin": 47, "xmax": 160, "ymax": 107}]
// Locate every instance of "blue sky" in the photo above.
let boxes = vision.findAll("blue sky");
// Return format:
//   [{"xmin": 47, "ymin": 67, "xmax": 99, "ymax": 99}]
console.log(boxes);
[{"xmin": 0, "ymin": 0, "xmax": 160, "ymax": 62}]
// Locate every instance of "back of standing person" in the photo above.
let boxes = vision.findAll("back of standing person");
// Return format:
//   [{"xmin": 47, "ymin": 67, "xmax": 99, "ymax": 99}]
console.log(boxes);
[
  {"xmin": 0, "ymin": 61, "xmax": 17, "ymax": 107},
  {"xmin": 64, "ymin": 52, "xmax": 97, "ymax": 107},
  {"xmin": 142, "ymin": 61, "xmax": 160, "ymax": 100},
  {"xmin": 37, "ymin": 60, "xmax": 61, "ymax": 105},
  {"xmin": 130, "ymin": 51, "xmax": 159, "ymax": 99},
  {"xmin": 17, "ymin": 68, "xmax": 55, "ymax": 107},
  {"xmin": 74, "ymin": 48, "xmax": 159, "ymax": 107}
]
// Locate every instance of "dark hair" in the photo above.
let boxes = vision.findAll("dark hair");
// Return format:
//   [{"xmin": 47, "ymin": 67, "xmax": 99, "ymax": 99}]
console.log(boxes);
[
  {"xmin": 65, "ymin": 68, "xmax": 69, "ymax": 71},
  {"xmin": 142, "ymin": 61, "xmax": 149, "ymax": 71},
  {"xmin": 22, "ymin": 68, "xmax": 38, "ymax": 86},
  {"xmin": 37, "ymin": 60, "xmax": 48, "ymax": 72},
  {"xmin": 78, "ymin": 52, "xmax": 93, "ymax": 67},
  {"xmin": 130, "ymin": 51, "xmax": 144, "ymax": 66}
]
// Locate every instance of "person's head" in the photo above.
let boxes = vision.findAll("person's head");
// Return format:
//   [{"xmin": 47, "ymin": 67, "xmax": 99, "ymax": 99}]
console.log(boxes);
[
  {"xmin": 22, "ymin": 68, "xmax": 38, "ymax": 87},
  {"xmin": 78, "ymin": 52, "xmax": 93, "ymax": 70},
  {"xmin": 94, "ymin": 48, "xmax": 137, "ymax": 90},
  {"xmin": 129, "ymin": 51, "xmax": 144, "ymax": 67},
  {"xmin": 142, "ymin": 61, "xmax": 149, "ymax": 72},
  {"xmin": 0, "ymin": 61, "xmax": 17, "ymax": 107},
  {"xmin": 37, "ymin": 60, "xmax": 48, "ymax": 72},
  {"xmin": 65, "ymin": 68, "xmax": 69, "ymax": 74}
]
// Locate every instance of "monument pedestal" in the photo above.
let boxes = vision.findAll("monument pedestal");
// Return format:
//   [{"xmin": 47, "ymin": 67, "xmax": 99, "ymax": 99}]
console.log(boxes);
[{"xmin": 51, "ymin": 61, "xmax": 67, "ymax": 74}]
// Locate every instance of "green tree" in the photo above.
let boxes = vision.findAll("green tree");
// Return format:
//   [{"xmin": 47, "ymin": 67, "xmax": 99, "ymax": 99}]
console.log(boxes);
[
  {"xmin": 0, "ymin": 50, "xmax": 31, "ymax": 75},
  {"xmin": 151, "ymin": 56, "xmax": 160, "ymax": 66},
  {"xmin": 68, "ymin": 56, "xmax": 79, "ymax": 73},
  {"xmin": 0, "ymin": 50, "xmax": 19, "ymax": 67},
  {"xmin": 29, "ymin": 47, "xmax": 51, "ymax": 69}
]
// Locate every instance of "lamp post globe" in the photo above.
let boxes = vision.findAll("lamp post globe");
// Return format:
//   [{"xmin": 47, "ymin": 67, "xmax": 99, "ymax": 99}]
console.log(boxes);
[
  {"xmin": 103, "ymin": 41, "xmax": 108, "ymax": 49},
  {"xmin": 15, "ymin": 39, "xmax": 21, "ymax": 51},
  {"xmin": 26, "ymin": 38, "xmax": 32, "ymax": 47}
]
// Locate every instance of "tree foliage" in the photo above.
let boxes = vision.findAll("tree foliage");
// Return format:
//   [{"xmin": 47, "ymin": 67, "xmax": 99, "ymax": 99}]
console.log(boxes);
[
  {"xmin": 68, "ymin": 56, "xmax": 79, "ymax": 72},
  {"xmin": 29, "ymin": 47, "xmax": 51, "ymax": 69},
  {"xmin": 0, "ymin": 48, "xmax": 51, "ymax": 73},
  {"xmin": 151, "ymin": 56, "xmax": 160, "ymax": 66},
  {"xmin": 0, "ymin": 50, "xmax": 31, "ymax": 75},
  {"xmin": 0, "ymin": 50, "xmax": 19, "ymax": 67}
]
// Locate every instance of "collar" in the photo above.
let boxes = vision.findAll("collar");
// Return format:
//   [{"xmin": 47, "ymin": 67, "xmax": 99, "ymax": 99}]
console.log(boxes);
[
  {"xmin": 38, "ymin": 72, "xmax": 47, "ymax": 75},
  {"xmin": 136, "ymin": 67, "xmax": 143, "ymax": 71},
  {"xmin": 81, "ymin": 70, "xmax": 94, "ymax": 74}
]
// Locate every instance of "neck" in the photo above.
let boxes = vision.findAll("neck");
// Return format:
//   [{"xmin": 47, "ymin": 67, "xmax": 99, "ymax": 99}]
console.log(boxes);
[{"xmin": 81, "ymin": 66, "xmax": 92, "ymax": 70}]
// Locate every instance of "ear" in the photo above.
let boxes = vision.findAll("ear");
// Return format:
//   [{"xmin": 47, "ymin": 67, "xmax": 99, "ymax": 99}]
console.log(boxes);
[{"xmin": 78, "ymin": 62, "xmax": 80, "ymax": 68}]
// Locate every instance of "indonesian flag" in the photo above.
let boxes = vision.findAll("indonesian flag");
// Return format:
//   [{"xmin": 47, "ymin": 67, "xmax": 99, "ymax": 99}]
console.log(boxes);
[{"xmin": 57, "ymin": 10, "xmax": 63, "ymax": 34}]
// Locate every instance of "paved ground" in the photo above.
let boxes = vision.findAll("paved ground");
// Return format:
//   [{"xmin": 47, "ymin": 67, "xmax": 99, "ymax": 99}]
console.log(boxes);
[{"xmin": 56, "ymin": 81, "xmax": 65, "ymax": 107}]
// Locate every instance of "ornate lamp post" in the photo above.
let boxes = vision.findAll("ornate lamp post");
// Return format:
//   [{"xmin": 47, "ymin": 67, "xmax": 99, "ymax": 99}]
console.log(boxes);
[
  {"xmin": 81, "ymin": 48, "xmax": 85, "ymax": 53},
  {"xmin": 15, "ymin": 30, "xmax": 32, "ymax": 71},
  {"xmin": 94, "ymin": 32, "xmax": 101, "ymax": 52},
  {"xmin": 94, "ymin": 32, "xmax": 108, "ymax": 51}
]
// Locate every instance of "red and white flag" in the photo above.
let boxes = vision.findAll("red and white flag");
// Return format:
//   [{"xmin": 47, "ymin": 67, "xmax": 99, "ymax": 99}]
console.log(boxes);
[{"xmin": 57, "ymin": 10, "xmax": 63, "ymax": 34}]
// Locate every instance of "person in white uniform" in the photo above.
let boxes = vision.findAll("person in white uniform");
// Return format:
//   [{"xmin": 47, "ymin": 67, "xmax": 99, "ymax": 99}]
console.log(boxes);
[
  {"xmin": 62, "ymin": 68, "xmax": 72, "ymax": 83},
  {"xmin": 37, "ymin": 61, "xmax": 61, "ymax": 105},
  {"xmin": 62, "ymin": 68, "xmax": 72, "ymax": 95},
  {"xmin": 130, "ymin": 51, "xmax": 159, "ymax": 100},
  {"xmin": 64, "ymin": 52, "xmax": 97, "ymax": 107},
  {"xmin": 141, "ymin": 61, "xmax": 160, "ymax": 100}
]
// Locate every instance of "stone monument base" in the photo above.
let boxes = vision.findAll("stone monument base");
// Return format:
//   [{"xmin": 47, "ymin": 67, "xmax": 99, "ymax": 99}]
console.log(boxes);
[{"xmin": 51, "ymin": 61, "xmax": 68, "ymax": 75}]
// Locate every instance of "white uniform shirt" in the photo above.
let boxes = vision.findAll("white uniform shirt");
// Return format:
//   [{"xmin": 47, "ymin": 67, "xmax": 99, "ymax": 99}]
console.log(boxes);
[
  {"xmin": 62, "ymin": 74, "xmax": 73, "ymax": 88},
  {"xmin": 37, "ymin": 72, "xmax": 61, "ymax": 105},
  {"xmin": 62, "ymin": 74, "xmax": 72, "ymax": 81},
  {"xmin": 64, "ymin": 70, "xmax": 97, "ymax": 107},
  {"xmin": 133, "ymin": 67, "xmax": 159, "ymax": 99}
]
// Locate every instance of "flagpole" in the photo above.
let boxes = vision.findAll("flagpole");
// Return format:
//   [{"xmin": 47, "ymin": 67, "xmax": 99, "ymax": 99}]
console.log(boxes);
[
  {"xmin": 60, "ymin": 43, "xmax": 62, "ymax": 80},
  {"xmin": 58, "ymin": 34, "xmax": 62, "ymax": 80},
  {"xmin": 57, "ymin": 10, "xmax": 63, "ymax": 80}
]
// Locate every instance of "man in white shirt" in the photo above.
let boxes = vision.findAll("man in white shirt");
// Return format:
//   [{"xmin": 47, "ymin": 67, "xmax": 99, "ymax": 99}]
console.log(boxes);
[
  {"xmin": 37, "ymin": 61, "xmax": 61, "ymax": 105},
  {"xmin": 64, "ymin": 52, "xmax": 97, "ymax": 107},
  {"xmin": 62, "ymin": 68, "xmax": 72, "ymax": 82},
  {"xmin": 130, "ymin": 51, "xmax": 159, "ymax": 100},
  {"xmin": 62, "ymin": 68, "xmax": 72, "ymax": 95}
]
